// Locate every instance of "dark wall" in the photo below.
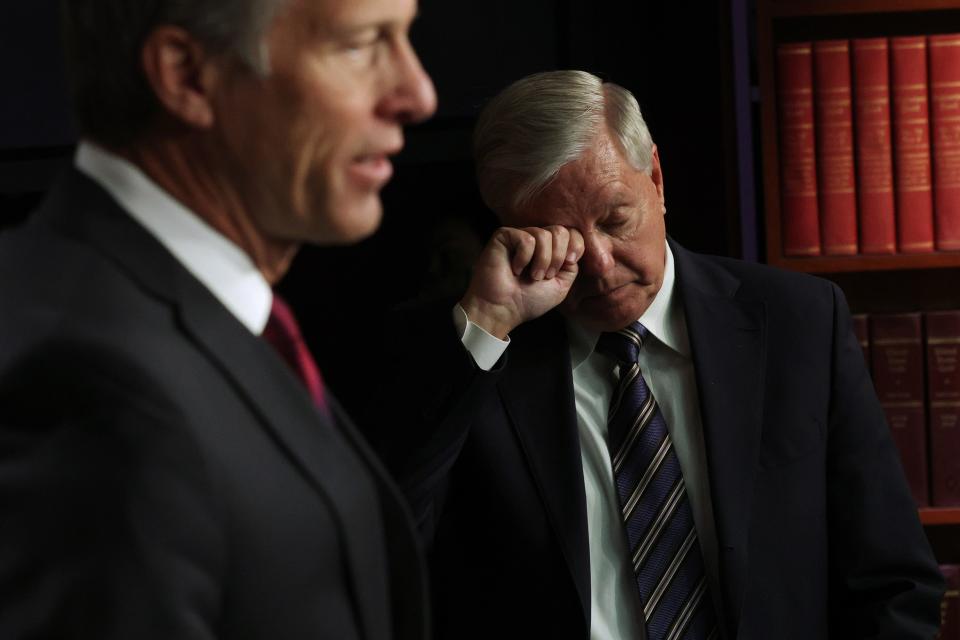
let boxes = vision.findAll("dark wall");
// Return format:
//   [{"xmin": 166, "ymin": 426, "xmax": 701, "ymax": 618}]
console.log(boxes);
[
  {"xmin": 0, "ymin": 3, "xmax": 73, "ymax": 150},
  {"xmin": 0, "ymin": 1, "xmax": 72, "ymax": 226}
]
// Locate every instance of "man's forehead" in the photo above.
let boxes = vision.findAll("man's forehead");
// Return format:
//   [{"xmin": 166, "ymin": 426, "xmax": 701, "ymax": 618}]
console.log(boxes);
[
  {"xmin": 505, "ymin": 133, "xmax": 644, "ymax": 225},
  {"xmin": 558, "ymin": 158, "xmax": 625, "ymax": 196},
  {"xmin": 512, "ymin": 176, "xmax": 624, "ymax": 228},
  {"xmin": 561, "ymin": 139, "xmax": 621, "ymax": 179},
  {"xmin": 549, "ymin": 152, "xmax": 629, "ymax": 199}
]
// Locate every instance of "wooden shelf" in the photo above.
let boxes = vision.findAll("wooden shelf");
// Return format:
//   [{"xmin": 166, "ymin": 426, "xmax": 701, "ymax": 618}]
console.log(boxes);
[
  {"xmin": 920, "ymin": 507, "xmax": 960, "ymax": 525},
  {"xmin": 769, "ymin": 251, "xmax": 960, "ymax": 274},
  {"xmin": 767, "ymin": 0, "xmax": 960, "ymax": 18}
]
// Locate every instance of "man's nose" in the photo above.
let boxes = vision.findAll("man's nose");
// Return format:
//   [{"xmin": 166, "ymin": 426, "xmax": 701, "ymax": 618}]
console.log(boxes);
[
  {"xmin": 379, "ymin": 38, "xmax": 437, "ymax": 125},
  {"xmin": 579, "ymin": 232, "xmax": 614, "ymax": 276}
]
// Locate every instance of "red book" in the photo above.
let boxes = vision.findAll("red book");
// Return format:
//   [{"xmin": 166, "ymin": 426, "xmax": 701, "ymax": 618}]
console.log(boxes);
[
  {"xmin": 852, "ymin": 38, "xmax": 897, "ymax": 254},
  {"xmin": 941, "ymin": 565, "xmax": 960, "ymax": 639},
  {"xmin": 813, "ymin": 40, "xmax": 858, "ymax": 255},
  {"xmin": 777, "ymin": 42, "xmax": 821, "ymax": 256},
  {"xmin": 870, "ymin": 313, "xmax": 929, "ymax": 507},
  {"xmin": 891, "ymin": 36, "xmax": 936, "ymax": 253},
  {"xmin": 852, "ymin": 313, "xmax": 870, "ymax": 368},
  {"xmin": 926, "ymin": 311, "xmax": 960, "ymax": 507},
  {"xmin": 930, "ymin": 34, "xmax": 960, "ymax": 251}
]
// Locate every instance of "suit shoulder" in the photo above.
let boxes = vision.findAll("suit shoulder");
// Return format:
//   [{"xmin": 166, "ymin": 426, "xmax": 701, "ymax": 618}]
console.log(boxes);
[
  {"xmin": 0, "ymin": 224, "xmax": 176, "ymax": 341},
  {"xmin": 687, "ymin": 251, "xmax": 838, "ymax": 307},
  {"xmin": 0, "ymin": 233, "xmax": 196, "ymax": 429}
]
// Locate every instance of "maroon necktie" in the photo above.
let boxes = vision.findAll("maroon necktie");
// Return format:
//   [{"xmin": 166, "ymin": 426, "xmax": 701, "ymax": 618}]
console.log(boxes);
[{"xmin": 262, "ymin": 294, "xmax": 330, "ymax": 418}]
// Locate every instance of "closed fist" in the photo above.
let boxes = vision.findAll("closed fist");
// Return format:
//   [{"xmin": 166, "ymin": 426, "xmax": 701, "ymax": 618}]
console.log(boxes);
[{"xmin": 460, "ymin": 225, "xmax": 585, "ymax": 338}]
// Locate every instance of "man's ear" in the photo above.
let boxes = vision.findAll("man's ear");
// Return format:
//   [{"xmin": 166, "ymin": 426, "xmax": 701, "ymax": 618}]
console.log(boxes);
[
  {"xmin": 140, "ymin": 26, "xmax": 219, "ymax": 129},
  {"xmin": 650, "ymin": 144, "xmax": 666, "ymax": 215}
]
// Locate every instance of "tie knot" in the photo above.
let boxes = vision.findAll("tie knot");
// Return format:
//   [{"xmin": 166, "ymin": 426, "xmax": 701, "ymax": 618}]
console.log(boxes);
[
  {"xmin": 264, "ymin": 295, "xmax": 302, "ymax": 346},
  {"xmin": 595, "ymin": 321, "xmax": 647, "ymax": 365}
]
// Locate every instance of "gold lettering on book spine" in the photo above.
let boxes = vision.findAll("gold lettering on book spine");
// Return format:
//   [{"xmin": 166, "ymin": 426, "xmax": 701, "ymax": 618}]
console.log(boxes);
[
  {"xmin": 933, "ymin": 75, "xmax": 960, "ymax": 189},
  {"xmin": 855, "ymin": 60, "xmax": 894, "ymax": 196}
]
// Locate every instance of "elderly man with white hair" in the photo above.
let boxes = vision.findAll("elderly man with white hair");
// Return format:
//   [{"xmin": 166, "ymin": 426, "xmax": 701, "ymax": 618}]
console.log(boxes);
[{"xmin": 369, "ymin": 70, "xmax": 944, "ymax": 640}]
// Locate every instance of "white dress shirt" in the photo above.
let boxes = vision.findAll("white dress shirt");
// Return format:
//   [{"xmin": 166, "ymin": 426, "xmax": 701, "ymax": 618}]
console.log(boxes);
[
  {"xmin": 74, "ymin": 141, "xmax": 272, "ymax": 335},
  {"xmin": 456, "ymin": 242, "xmax": 721, "ymax": 639}
]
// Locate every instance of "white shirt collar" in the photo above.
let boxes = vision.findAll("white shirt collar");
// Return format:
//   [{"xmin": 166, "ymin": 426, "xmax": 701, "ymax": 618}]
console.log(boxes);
[
  {"xmin": 569, "ymin": 240, "xmax": 689, "ymax": 368},
  {"xmin": 74, "ymin": 141, "xmax": 272, "ymax": 334}
]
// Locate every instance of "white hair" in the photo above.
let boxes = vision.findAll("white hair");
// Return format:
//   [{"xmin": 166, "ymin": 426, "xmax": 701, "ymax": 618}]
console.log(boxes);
[{"xmin": 473, "ymin": 70, "xmax": 655, "ymax": 215}]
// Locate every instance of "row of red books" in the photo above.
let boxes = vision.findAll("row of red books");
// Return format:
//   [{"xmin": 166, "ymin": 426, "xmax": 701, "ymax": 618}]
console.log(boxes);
[
  {"xmin": 776, "ymin": 35, "xmax": 960, "ymax": 257},
  {"xmin": 853, "ymin": 310, "xmax": 960, "ymax": 507},
  {"xmin": 942, "ymin": 565, "xmax": 959, "ymax": 639}
]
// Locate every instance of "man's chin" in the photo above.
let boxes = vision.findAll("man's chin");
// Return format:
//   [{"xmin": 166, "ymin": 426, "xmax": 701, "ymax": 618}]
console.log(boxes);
[
  {"xmin": 566, "ymin": 312, "xmax": 639, "ymax": 333},
  {"xmin": 311, "ymin": 196, "xmax": 383, "ymax": 245},
  {"xmin": 562, "ymin": 289, "xmax": 646, "ymax": 332}
]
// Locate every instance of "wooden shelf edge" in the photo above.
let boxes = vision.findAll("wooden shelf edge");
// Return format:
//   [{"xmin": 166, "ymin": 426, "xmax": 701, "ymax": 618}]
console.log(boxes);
[
  {"xmin": 767, "ymin": 252, "xmax": 960, "ymax": 274},
  {"xmin": 920, "ymin": 507, "xmax": 960, "ymax": 525},
  {"xmin": 767, "ymin": 0, "xmax": 960, "ymax": 19}
]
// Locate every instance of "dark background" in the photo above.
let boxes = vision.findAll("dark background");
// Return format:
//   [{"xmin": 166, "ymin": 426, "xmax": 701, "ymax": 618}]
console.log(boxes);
[{"xmin": 0, "ymin": 0, "xmax": 761, "ymax": 413}]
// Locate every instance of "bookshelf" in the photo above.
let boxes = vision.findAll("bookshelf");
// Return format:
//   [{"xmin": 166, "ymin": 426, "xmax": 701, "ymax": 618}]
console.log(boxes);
[
  {"xmin": 756, "ymin": 0, "xmax": 960, "ymax": 570},
  {"xmin": 758, "ymin": 0, "xmax": 960, "ymax": 270}
]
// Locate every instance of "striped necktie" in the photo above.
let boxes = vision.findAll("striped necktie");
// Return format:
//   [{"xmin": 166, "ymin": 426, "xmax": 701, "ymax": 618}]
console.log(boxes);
[{"xmin": 596, "ymin": 322, "xmax": 718, "ymax": 640}]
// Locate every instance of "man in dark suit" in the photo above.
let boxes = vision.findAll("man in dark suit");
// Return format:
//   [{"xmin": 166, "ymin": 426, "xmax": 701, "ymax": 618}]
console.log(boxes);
[
  {"xmin": 0, "ymin": 0, "xmax": 435, "ymax": 638},
  {"xmin": 371, "ymin": 70, "xmax": 944, "ymax": 639}
]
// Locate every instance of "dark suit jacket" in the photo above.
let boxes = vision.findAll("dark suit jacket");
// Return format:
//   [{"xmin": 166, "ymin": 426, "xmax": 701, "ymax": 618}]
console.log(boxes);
[
  {"xmin": 366, "ymin": 238, "xmax": 944, "ymax": 640},
  {"xmin": 0, "ymin": 169, "xmax": 429, "ymax": 640}
]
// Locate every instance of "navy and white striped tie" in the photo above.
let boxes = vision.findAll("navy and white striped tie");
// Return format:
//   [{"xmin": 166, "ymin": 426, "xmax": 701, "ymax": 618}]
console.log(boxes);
[{"xmin": 596, "ymin": 322, "xmax": 718, "ymax": 640}]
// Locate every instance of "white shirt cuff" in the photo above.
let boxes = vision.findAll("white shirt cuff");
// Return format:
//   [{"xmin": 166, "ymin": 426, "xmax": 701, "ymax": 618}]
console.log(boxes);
[{"xmin": 453, "ymin": 303, "xmax": 510, "ymax": 371}]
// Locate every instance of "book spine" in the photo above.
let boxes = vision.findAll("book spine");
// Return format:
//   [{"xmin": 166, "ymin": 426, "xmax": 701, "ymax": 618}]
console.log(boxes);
[
  {"xmin": 929, "ymin": 34, "xmax": 960, "ymax": 251},
  {"xmin": 870, "ymin": 312, "xmax": 929, "ymax": 507},
  {"xmin": 777, "ymin": 42, "xmax": 821, "ymax": 256},
  {"xmin": 853, "ymin": 38, "xmax": 897, "ymax": 254},
  {"xmin": 891, "ymin": 36, "xmax": 936, "ymax": 253},
  {"xmin": 814, "ymin": 40, "xmax": 858, "ymax": 255},
  {"xmin": 940, "ymin": 565, "xmax": 960, "ymax": 639},
  {"xmin": 926, "ymin": 311, "xmax": 960, "ymax": 507},
  {"xmin": 852, "ymin": 313, "xmax": 870, "ymax": 369}
]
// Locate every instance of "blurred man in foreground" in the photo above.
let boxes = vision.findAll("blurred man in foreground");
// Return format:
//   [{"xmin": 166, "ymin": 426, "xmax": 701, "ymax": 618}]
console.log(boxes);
[{"xmin": 0, "ymin": 0, "xmax": 435, "ymax": 637}]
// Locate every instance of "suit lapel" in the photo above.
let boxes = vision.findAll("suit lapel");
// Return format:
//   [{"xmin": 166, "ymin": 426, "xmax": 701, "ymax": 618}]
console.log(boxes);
[
  {"xmin": 175, "ymin": 281, "xmax": 390, "ymax": 640},
  {"xmin": 497, "ymin": 315, "xmax": 591, "ymax": 627},
  {"xmin": 40, "ymin": 170, "xmax": 406, "ymax": 640},
  {"xmin": 671, "ymin": 240, "xmax": 765, "ymax": 632}
]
